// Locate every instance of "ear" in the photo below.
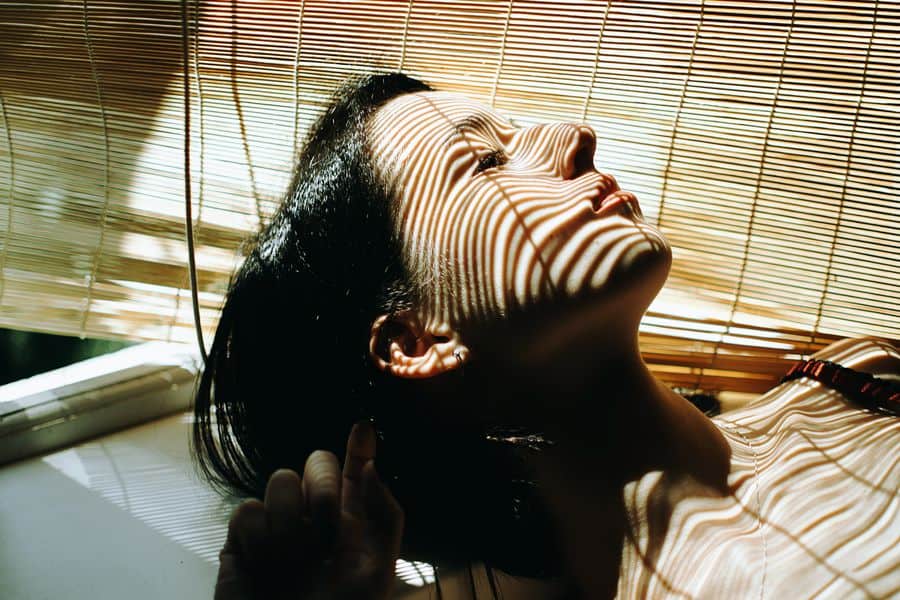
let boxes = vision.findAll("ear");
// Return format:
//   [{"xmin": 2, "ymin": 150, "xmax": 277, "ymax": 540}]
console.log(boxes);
[{"xmin": 369, "ymin": 312, "xmax": 469, "ymax": 379}]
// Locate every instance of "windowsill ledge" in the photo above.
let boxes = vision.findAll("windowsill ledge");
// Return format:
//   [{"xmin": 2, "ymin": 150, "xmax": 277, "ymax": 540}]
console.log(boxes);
[{"xmin": 0, "ymin": 342, "xmax": 201, "ymax": 466}]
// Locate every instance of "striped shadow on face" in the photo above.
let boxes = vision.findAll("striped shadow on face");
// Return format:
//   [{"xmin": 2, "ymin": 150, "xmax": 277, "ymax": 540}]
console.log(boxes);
[{"xmin": 368, "ymin": 91, "xmax": 672, "ymax": 334}]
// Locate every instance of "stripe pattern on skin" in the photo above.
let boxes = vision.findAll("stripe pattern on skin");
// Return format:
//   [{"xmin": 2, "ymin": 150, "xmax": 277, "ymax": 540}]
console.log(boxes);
[
  {"xmin": 619, "ymin": 338, "xmax": 900, "ymax": 599},
  {"xmin": 368, "ymin": 91, "xmax": 671, "ymax": 331}
]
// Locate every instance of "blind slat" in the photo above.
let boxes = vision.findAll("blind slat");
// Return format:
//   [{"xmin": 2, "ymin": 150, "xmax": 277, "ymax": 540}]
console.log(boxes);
[{"xmin": 0, "ymin": 0, "xmax": 897, "ymax": 394}]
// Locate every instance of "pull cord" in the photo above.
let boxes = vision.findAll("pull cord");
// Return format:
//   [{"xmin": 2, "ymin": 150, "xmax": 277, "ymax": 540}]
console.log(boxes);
[{"xmin": 182, "ymin": 0, "xmax": 207, "ymax": 365}]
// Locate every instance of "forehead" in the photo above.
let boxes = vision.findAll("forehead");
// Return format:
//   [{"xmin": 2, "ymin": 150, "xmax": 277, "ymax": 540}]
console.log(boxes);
[
  {"xmin": 371, "ymin": 90, "xmax": 500, "ymax": 134},
  {"xmin": 368, "ymin": 91, "xmax": 506, "ymax": 165}
]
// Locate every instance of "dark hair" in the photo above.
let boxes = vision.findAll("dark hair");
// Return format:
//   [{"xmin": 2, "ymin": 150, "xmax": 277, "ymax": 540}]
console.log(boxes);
[{"xmin": 191, "ymin": 72, "xmax": 562, "ymax": 582}]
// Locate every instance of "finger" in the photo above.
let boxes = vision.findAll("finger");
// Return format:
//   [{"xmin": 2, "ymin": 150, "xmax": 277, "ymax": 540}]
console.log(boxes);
[
  {"xmin": 214, "ymin": 548, "xmax": 253, "ymax": 600},
  {"xmin": 342, "ymin": 421, "xmax": 377, "ymax": 518},
  {"xmin": 215, "ymin": 508, "xmax": 257, "ymax": 600},
  {"xmin": 228, "ymin": 499, "xmax": 269, "ymax": 575},
  {"xmin": 302, "ymin": 450, "xmax": 341, "ymax": 555},
  {"xmin": 264, "ymin": 469, "xmax": 307, "ymax": 560},
  {"xmin": 362, "ymin": 459, "xmax": 404, "ymax": 560}
]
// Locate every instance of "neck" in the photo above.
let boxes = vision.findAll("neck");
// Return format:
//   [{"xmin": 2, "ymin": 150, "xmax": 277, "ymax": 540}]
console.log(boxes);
[
  {"xmin": 446, "ymin": 291, "xmax": 733, "ymax": 596},
  {"xmin": 488, "ymin": 332, "xmax": 731, "ymax": 487},
  {"xmin": 518, "ymin": 340, "xmax": 732, "ymax": 598}
]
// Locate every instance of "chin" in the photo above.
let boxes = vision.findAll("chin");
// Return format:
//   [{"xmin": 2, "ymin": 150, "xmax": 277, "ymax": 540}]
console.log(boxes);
[
  {"xmin": 460, "ymin": 243, "xmax": 669, "ymax": 376},
  {"xmin": 459, "ymin": 222, "xmax": 670, "ymax": 355},
  {"xmin": 558, "ymin": 219, "xmax": 671, "ymax": 311},
  {"xmin": 488, "ymin": 227, "xmax": 669, "ymax": 357}
]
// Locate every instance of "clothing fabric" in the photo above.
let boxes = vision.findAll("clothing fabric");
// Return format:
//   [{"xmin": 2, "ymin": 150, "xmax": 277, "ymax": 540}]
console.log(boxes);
[{"xmin": 619, "ymin": 349, "xmax": 900, "ymax": 599}]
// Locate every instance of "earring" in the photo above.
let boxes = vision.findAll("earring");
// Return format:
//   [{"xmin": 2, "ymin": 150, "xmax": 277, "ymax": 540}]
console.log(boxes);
[{"xmin": 453, "ymin": 349, "xmax": 463, "ymax": 367}]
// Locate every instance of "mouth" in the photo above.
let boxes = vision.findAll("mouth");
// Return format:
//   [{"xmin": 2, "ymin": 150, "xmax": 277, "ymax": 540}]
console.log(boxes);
[{"xmin": 592, "ymin": 189, "xmax": 643, "ymax": 218}]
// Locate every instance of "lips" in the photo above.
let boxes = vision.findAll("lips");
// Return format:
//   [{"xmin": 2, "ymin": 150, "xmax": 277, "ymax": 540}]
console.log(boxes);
[{"xmin": 592, "ymin": 190, "xmax": 642, "ymax": 217}]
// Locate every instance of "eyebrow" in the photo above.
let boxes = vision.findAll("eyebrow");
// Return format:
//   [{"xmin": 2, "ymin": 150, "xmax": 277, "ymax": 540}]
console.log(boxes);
[{"xmin": 442, "ymin": 113, "xmax": 492, "ymax": 146}]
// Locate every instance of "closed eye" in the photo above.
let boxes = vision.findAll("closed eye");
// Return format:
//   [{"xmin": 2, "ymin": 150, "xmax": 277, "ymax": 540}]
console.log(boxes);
[{"xmin": 474, "ymin": 149, "xmax": 508, "ymax": 174}]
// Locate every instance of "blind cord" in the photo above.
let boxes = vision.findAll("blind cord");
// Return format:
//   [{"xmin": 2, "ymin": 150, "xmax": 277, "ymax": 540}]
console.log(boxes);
[{"xmin": 183, "ymin": 0, "xmax": 207, "ymax": 365}]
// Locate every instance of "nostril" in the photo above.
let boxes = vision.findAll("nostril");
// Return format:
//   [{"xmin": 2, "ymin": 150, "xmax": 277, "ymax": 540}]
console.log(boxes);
[{"xmin": 569, "ymin": 125, "xmax": 597, "ymax": 179}]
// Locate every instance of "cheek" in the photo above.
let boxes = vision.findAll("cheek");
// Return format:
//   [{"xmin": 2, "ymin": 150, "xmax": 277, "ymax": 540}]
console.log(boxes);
[
  {"xmin": 446, "ymin": 147, "xmax": 475, "ymax": 182},
  {"xmin": 425, "ymin": 180, "xmax": 549, "ymax": 317},
  {"xmin": 440, "ymin": 184, "xmax": 669, "ymax": 315},
  {"xmin": 402, "ymin": 169, "xmax": 667, "ymax": 321},
  {"xmin": 398, "ymin": 179, "xmax": 508, "ymax": 320}
]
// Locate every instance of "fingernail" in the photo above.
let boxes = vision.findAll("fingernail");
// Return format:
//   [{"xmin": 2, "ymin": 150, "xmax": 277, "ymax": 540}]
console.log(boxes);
[
  {"xmin": 363, "ymin": 459, "xmax": 379, "ymax": 483},
  {"xmin": 353, "ymin": 419, "xmax": 376, "ymax": 440}
]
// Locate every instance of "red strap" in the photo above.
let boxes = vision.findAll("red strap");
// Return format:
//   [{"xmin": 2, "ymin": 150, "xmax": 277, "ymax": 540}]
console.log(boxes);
[{"xmin": 781, "ymin": 359, "xmax": 900, "ymax": 416}]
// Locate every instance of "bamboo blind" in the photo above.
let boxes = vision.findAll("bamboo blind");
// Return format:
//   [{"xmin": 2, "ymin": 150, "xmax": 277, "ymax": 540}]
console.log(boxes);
[{"xmin": 0, "ymin": 1, "xmax": 897, "ymax": 394}]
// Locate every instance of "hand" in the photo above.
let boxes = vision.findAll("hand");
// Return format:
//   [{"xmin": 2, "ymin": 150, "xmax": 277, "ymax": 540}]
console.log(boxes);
[{"xmin": 214, "ymin": 422, "xmax": 404, "ymax": 600}]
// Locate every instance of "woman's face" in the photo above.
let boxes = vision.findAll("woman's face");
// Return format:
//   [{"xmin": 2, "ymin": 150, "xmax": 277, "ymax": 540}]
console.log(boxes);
[{"xmin": 369, "ymin": 91, "xmax": 670, "ymax": 335}]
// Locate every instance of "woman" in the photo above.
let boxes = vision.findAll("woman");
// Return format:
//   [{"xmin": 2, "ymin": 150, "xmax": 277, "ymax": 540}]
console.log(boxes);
[{"xmin": 193, "ymin": 73, "xmax": 900, "ymax": 599}]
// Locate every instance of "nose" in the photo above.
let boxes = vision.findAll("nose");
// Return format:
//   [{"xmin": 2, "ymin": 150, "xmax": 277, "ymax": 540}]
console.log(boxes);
[{"xmin": 563, "ymin": 123, "xmax": 597, "ymax": 180}]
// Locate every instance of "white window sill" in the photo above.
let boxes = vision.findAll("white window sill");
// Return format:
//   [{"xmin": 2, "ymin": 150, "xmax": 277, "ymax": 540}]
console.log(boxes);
[{"xmin": 0, "ymin": 341, "xmax": 201, "ymax": 466}]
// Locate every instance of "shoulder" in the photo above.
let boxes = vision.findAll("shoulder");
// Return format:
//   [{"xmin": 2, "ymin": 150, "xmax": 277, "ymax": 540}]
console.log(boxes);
[
  {"xmin": 711, "ymin": 338, "xmax": 900, "ymax": 598},
  {"xmin": 810, "ymin": 336, "xmax": 900, "ymax": 379},
  {"xmin": 719, "ymin": 336, "xmax": 900, "ymax": 429}
]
